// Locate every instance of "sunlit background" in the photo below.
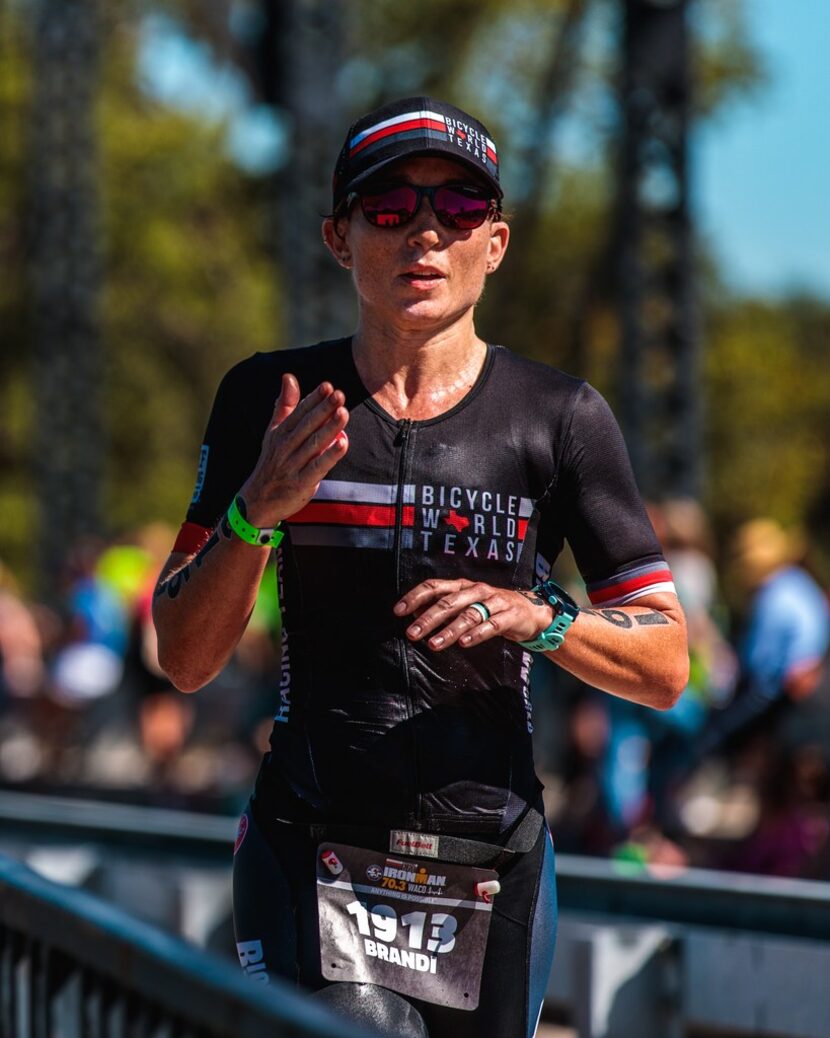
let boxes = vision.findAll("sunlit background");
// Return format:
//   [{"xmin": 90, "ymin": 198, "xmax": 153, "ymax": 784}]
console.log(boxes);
[{"xmin": 1, "ymin": 0, "xmax": 830, "ymax": 884}]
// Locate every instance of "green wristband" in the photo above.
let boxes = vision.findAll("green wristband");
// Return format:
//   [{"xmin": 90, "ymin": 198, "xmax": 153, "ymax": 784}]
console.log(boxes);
[{"xmin": 227, "ymin": 496, "xmax": 283, "ymax": 549}]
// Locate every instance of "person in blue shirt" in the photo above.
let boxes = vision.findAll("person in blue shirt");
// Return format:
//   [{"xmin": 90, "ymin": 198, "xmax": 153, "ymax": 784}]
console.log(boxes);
[{"xmin": 700, "ymin": 519, "xmax": 830, "ymax": 754}]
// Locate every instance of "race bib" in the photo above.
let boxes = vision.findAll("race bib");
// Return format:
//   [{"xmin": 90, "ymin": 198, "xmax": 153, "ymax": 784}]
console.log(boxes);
[{"xmin": 317, "ymin": 842, "xmax": 497, "ymax": 1010}]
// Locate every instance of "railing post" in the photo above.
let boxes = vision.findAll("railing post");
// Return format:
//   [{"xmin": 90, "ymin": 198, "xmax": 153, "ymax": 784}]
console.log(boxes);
[
  {"xmin": 14, "ymin": 935, "xmax": 31, "ymax": 1038},
  {"xmin": 0, "ymin": 855, "xmax": 376, "ymax": 1037}
]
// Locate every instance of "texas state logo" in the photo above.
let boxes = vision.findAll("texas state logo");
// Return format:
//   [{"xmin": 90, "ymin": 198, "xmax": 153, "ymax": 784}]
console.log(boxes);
[{"xmin": 287, "ymin": 479, "xmax": 533, "ymax": 563}]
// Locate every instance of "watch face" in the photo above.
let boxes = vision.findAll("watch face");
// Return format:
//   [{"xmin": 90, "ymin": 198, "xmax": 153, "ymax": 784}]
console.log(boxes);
[{"xmin": 536, "ymin": 579, "xmax": 579, "ymax": 615}]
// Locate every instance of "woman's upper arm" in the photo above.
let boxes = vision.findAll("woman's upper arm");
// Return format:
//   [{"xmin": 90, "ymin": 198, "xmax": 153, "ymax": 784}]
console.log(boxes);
[{"xmin": 559, "ymin": 383, "xmax": 673, "ymax": 605}]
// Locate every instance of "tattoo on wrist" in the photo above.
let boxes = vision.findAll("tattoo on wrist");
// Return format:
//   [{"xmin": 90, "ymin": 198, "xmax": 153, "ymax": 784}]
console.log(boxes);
[
  {"xmin": 583, "ymin": 608, "xmax": 669, "ymax": 628},
  {"xmin": 519, "ymin": 590, "xmax": 547, "ymax": 608}
]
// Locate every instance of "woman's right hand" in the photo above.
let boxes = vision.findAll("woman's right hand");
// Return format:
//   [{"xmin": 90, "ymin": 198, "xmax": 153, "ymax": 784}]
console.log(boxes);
[{"xmin": 238, "ymin": 373, "xmax": 349, "ymax": 526}]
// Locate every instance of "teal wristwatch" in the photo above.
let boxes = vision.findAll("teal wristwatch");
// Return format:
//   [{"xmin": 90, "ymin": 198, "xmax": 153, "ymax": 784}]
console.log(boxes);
[
  {"xmin": 519, "ymin": 579, "xmax": 580, "ymax": 652},
  {"xmin": 227, "ymin": 496, "xmax": 284, "ymax": 549}
]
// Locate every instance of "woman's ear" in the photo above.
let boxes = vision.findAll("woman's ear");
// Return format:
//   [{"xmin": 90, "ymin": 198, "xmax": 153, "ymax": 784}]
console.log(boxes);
[
  {"xmin": 485, "ymin": 218, "xmax": 510, "ymax": 275},
  {"xmin": 322, "ymin": 217, "xmax": 352, "ymax": 269}
]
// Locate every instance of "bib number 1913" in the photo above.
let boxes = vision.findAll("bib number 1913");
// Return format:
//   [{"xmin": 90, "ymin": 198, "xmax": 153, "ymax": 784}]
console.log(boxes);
[{"xmin": 346, "ymin": 901, "xmax": 457, "ymax": 954}]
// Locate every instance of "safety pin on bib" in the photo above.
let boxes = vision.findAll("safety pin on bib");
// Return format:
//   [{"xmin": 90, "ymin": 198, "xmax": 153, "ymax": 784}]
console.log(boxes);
[
  {"xmin": 475, "ymin": 879, "xmax": 501, "ymax": 903},
  {"xmin": 321, "ymin": 849, "xmax": 344, "ymax": 876}
]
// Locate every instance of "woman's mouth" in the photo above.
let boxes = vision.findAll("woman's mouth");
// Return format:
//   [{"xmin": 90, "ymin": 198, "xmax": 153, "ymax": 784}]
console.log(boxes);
[{"xmin": 401, "ymin": 269, "xmax": 445, "ymax": 287}]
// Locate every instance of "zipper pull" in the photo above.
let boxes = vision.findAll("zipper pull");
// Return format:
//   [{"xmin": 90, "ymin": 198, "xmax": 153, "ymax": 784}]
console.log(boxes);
[{"xmin": 395, "ymin": 418, "xmax": 412, "ymax": 446}]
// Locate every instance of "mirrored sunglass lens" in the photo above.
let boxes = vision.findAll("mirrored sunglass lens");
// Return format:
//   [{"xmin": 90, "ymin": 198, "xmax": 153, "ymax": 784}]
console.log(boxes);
[
  {"xmin": 361, "ymin": 186, "xmax": 418, "ymax": 227},
  {"xmin": 434, "ymin": 187, "xmax": 490, "ymax": 228}
]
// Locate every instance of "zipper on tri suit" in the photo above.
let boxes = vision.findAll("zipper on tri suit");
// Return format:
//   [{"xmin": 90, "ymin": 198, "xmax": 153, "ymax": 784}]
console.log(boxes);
[
  {"xmin": 393, "ymin": 419, "xmax": 421, "ymax": 828},
  {"xmin": 393, "ymin": 419, "xmax": 412, "ymax": 589}
]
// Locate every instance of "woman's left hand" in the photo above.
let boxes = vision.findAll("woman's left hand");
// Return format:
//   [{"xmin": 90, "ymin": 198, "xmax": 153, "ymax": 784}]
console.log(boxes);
[{"xmin": 393, "ymin": 579, "xmax": 554, "ymax": 651}]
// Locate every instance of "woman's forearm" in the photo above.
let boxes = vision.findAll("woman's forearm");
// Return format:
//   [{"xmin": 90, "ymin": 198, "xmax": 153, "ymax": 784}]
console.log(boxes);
[
  {"xmin": 152, "ymin": 519, "xmax": 271, "ymax": 692},
  {"xmin": 153, "ymin": 375, "xmax": 351, "ymax": 692},
  {"xmin": 552, "ymin": 593, "xmax": 689, "ymax": 708}
]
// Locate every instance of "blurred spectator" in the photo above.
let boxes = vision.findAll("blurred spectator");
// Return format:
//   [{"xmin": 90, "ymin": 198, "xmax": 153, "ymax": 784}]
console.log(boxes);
[
  {"xmin": 49, "ymin": 538, "xmax": 129, "ymax": 708},
  {"xmin": 656, "ymin": 499, "xmax": 738, "ymax": 711},
  {"xmin": 0, "ymin": 530, "xmax": 276, "ymax": 802},
  {"xmin": 120, "ymin": 524, "xmax": 196, "ymax": 785},
  {"xmin": 647, "ymin": 500, "xmax": 738, "ymax": 829},
  {"xmin": 0, "ymin": 560, "xmax": 45, "ymax": 701},
  {"xmin": 725, "ymin": 740, "xmax": 830, "ymax": 878},
  {"xmin": 699, "ymin": 518, "xmax": 830, "ymax": 756},
  {"xmin": 545, "ymin": 688, "xmax": 619, "ymax": 856},
  {"xmin": 0, "ymin": 563, "xmax": 52, "ymax": 784},
  {"xmin": 3, "ymin": 513, "xmax": 830, "ymax": 881},
  {"xmin": 596, "ymin": 500, "xmax": 737, "ymax": 840}
]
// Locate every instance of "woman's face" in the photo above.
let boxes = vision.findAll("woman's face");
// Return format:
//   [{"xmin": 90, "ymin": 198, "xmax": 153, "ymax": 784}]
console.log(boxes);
[{"xmin": 323, "ymin": 156, "xmax": 509, "ymax": 333}]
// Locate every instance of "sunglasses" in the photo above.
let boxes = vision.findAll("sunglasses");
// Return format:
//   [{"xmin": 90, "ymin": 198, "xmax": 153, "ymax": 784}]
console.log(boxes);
[{"xmin": 346, "ymin": 182, "xmax": 500, "ymax": 231}]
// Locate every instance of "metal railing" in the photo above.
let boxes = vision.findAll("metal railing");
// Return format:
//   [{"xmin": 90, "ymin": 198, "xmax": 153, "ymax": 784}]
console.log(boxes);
[
  {"xmin": 5, "ymin": 791, "xmax": 830, "ymax": 1037},
  {"xmin": 4, "ymin": 790, "xmax": 830, "ymax": 941},
  {"xmin": 0, "ymin": 853, "xmax": 373, "ymax": 1038},
  {"xmin": 555, "ymin": 852, "xmax": 830, "ymax": 942},
  {"xmin": 0, "ymin": 790, "xmax": 233, "ymax": 861}
]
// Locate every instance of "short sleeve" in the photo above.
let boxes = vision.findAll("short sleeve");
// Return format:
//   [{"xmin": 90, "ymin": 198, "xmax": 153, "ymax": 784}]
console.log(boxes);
[
  {"xmin": 172, "ymin": 360, "xmax": 263, "ymax": 553},
  {"xmin": 558, "ymin": 383, "xmax": 675, "ymax": 606}
]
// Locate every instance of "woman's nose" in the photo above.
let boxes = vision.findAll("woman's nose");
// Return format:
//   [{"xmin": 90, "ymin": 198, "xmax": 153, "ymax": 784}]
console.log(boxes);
[{"xmin": 405, "ymin": 197, "xmax": 442, "ymax": 247}]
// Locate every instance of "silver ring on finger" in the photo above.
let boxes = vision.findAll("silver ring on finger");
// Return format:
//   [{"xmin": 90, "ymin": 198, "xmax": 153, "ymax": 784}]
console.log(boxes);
[{"xmin": 469, "ymin": 602, "xmax": 491, "ymax": 623}]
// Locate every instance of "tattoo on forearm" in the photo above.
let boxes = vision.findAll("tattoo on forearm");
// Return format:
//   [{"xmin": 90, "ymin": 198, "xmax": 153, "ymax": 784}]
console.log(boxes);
[
  {"xmin": 634, "ymin": 611, "xmax": 669, "ymax": 626},
  {"xmin": 154, "ymin": 512, "xmax": 234, "ymax": 600},
  {"xmin": 155, "ymin": 562, "xmax": 192, "ymax": 600},
  {"xmin": 583, "ymin": 608, "xmax": 669, "ymax": 628},
  {"xmin": 583, "ymin": 608, "xmax": 633, "ymax": 629},
  {"xmin": 519, "ymin": 590, "xmax": 547, "ymax": 608},
  {"xmin": 193, "ymin": 512, "xmax": 232, "ymax": 569}
]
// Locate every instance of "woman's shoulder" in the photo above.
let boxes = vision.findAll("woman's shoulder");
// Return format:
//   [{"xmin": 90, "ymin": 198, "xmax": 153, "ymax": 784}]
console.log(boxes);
[
  {"xmin": 486, "ymin": 347, "xmax": 624, "ymax": 446},
  {"xmin": 488, "ymin": 344, "xmax": 587, "ymax": 399},
  {"xmin": 223, "ymin": 338, "xmax": 352, "ymax": 386}
]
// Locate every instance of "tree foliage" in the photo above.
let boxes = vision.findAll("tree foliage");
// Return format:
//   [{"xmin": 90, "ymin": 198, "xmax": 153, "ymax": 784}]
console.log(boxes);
[
  {"xmin": 0, "ymin": 5, "xmax": 280, "ymax": 585},
  {"xmin": 98, "ymin": 15, "xmax": 280, "ymax": 529},
  {"xmin": 705, "ymin": 295, "xmax": 830, "ymax": 565},
  {"xmin": 2, "ymin": 0, "xmax": 828, "ymax": 591},
  {"xmin": 0, "ymin": 7, "xmax": 38, "ymax": 586}
]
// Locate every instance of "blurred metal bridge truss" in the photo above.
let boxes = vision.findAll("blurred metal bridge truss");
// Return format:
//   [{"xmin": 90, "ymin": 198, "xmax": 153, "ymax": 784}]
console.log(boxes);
[
  {"xmin": 257, "ymin": 0, "xmax": 355, "ymax": 348},
  {"xmin": 615, "ymin": 0, "xmax": 700, "ymax": 499},
  {"xmin": 29, "ymin": 0, "xmax": 103, "ymax": 599},
  {"xmin": 24, "ymin": 0, "xmax": 699, "ymax": 593}
]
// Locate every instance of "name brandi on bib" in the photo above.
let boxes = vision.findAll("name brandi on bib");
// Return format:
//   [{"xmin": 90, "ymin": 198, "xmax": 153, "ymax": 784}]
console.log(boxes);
[{"xmin": 363, "ymin": 940, "xmax": 439, "ymax": 974}]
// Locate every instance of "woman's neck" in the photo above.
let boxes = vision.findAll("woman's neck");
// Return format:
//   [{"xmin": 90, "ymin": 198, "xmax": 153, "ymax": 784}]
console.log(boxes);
[{"xmin": 351, "ymin": 313, "xmax": 488, "ymax": 421}]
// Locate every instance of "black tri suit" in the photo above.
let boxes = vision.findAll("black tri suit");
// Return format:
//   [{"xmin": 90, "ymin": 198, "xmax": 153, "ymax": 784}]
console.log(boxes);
[{"xmin": 174, "ymin": 338, "xmax": 674, "ymax": 1038}]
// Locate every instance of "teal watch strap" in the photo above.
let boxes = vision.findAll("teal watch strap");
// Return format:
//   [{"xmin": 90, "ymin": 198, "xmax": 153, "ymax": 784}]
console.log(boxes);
[
  {"xmin": 227, "ymin": 496, "xmax": 283, "ymax": 549},
  {"xmin": 519, "ymin": 579, "xmax": 580, "ymax": 652}
]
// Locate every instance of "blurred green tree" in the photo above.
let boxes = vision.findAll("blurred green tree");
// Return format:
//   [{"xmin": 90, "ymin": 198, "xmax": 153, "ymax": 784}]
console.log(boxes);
[
  {"xmin": 3, "ymin": 0, "xmax": 829, "ymax": 592},
  {"xmin": 705, "ymin": 294, "xmax": 830, "ymax": 563},
  {"xmin": 166, "ymin": 0, "xmax": 768, "ymax": 379},
  {"xmin": 98, "ymin": 12, "xmax": 280, "ymax": 530},
  {"xmin": 0, "ymin": 5, "xmax": 280, "ymax": 587},
  {"xmin": 0, "ymin": 6, "xmax": 38, "ymax": 587}
]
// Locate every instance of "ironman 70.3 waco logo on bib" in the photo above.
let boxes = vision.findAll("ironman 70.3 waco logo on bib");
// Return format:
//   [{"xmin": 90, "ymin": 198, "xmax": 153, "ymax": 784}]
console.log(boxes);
[{"xmin": 316, "ymin": 843, "xmax": 498, "ymax": 1010}]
